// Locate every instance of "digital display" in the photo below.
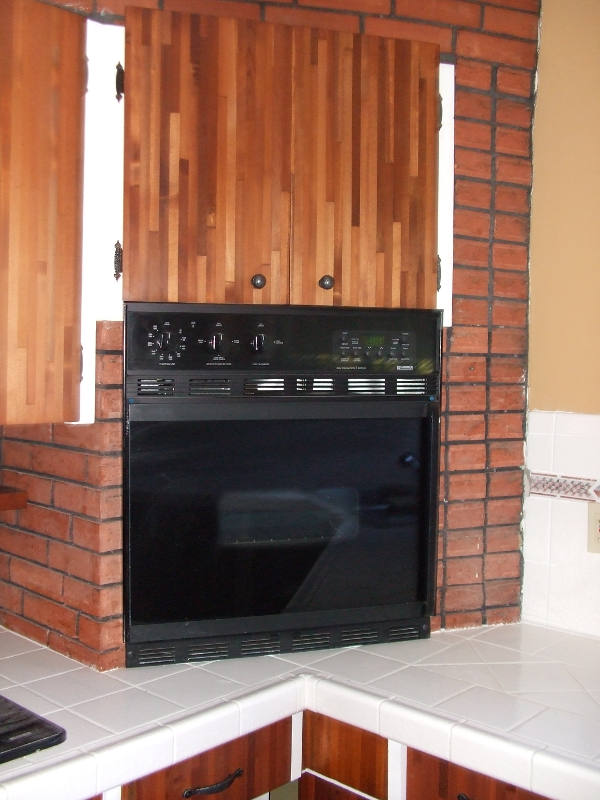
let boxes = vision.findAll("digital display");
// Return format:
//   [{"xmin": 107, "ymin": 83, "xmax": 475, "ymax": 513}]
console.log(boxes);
[{"xmin": 363, "ymin": 334, "xmax": 385, "ymax": 347}]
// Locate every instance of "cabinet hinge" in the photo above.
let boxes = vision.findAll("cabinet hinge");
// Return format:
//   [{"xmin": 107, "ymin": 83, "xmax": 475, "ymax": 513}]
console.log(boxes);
[
  {"xmin": 116, "ymin": 62, "xmax": 124, "ymax": 102},
  {"xmin": 114, "ymin": 240, "xmax": 123, "ymax": 281}
]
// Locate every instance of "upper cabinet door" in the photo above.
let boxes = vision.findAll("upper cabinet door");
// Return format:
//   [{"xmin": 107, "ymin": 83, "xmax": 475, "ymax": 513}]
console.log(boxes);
[
  {"xmin": 124, "ymin": 10, "xmax": 292, "ymax": 304},
  {"xmin": 0, "ymin": 0, "xmax": 85, "ymax": 424},
  {"xmin": 290, "ymin": 31, "xmax": 439, "ymax": 308},
  {"xmin": 124, "ymin": 10, "xmax": 439, "ymax": 309}
]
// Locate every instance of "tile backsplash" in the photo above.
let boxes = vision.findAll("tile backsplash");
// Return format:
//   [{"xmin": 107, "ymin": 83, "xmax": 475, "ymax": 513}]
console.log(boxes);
[{"xmin": 523, "ymin": 411, "xmax": 600, "ymax": 636}]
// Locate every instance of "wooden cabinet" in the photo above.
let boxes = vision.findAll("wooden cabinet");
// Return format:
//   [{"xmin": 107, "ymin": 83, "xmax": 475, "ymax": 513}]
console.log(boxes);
[
  {"xmin": 300, "ymin": 712, "xmax": 387, "ymax": 800},
  {"xmin": 123, "ymin": 9, "xmax": 439, "ymax": 309},
  {"xmin": 121, "ymin": 718, "xmax": 291, "ymax": 800},
  {"xmin": 0, "ymin": 0, "xmax": 85, "ymax": 424},
  {"xmin": 407, "ymin": 748, "xmax": 547, "ymax": 800}
]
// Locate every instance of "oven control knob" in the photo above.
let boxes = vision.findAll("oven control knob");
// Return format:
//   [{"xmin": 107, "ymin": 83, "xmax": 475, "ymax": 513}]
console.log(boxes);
[
  {"xmin": 250, "ymin": 333, "xmax": 265, "ymax": 353},
  {"xmin": 207, "ymin": 332, "xmax": 223, "ymax": 353}
]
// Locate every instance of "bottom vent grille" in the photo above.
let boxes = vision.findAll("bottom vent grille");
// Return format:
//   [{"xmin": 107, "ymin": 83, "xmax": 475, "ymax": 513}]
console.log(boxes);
[
  {"xmin": 292, "ymin": 631, "xmax": 332, "ymax": 651},
  {"xmin": 340, "ymin": 626, "xmax": 381, "ymax": 646},
  {"xmin": 187, "ymin": 641, "xmax": 231, "ymax": 661},
  {"xmin": 132, "ymin": 644, "xmax": 177, "ymax": 666},
  {"xmin": 387, "ymin": 624, "xmax": 422, "ymax": 641},
  {"xmin": 240, "ymin": 635, "xmax": 281, "ymax": 657}
]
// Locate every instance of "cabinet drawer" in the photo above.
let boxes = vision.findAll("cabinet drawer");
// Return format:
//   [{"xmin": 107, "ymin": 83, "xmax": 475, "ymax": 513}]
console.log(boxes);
[
  {"xmin": 122, "ymin": 718, "xmax": 291, "ymax": 800},
  {"xmin": 302, "ymin": 711, "xmax": 387, "ymax": 799},
  {"xmin": 407, "ymin": 748, "xmax": 547, "ymax": 800}
]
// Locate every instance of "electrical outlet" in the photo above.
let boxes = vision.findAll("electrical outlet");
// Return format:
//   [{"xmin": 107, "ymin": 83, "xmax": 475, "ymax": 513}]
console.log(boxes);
[{"xmin": 587, "ymin": 503, "xmax": 600, "ymax": 553}]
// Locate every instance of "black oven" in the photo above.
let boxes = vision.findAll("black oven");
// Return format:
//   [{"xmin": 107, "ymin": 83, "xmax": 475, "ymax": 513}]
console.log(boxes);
[{"xmin": 124, "ymin": 303, "xmax": 442, "ymax": 666}]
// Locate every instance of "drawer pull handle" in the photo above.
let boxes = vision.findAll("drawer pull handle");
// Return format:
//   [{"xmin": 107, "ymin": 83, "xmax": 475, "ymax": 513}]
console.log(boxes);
[
  {"xmin": 182, "ymin": 767, "xmax": 244, "ymax": 797},
  {"xmin": 457, "ymin": 794, "xmax": 472, "ymax": 800}
]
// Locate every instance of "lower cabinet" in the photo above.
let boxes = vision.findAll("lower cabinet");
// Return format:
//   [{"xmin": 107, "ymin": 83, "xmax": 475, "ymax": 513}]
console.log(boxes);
[
  {"xmin": 121, "ymin": 718, "xmax": 291, "ymax": 800},
  {"xmin": 406, "ymin": 748, "xmax": 547, "ymax": 800}
]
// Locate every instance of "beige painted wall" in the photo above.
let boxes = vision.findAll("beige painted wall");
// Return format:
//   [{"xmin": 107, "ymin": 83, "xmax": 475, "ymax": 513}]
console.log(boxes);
[{"xmin": 529, "ymin": 0, "xmax": 600, "ymax": 413}]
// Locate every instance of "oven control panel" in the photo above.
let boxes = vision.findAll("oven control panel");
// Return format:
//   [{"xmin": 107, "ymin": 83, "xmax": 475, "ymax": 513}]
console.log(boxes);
[{"xmin": 125, "ymin": 302, "xmax": 442, "ymax": 376}]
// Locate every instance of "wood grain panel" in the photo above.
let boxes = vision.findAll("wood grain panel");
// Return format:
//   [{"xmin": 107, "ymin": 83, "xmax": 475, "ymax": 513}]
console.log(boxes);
[
  {"xmin": 302, "ymin": 711, "xmax": 387, "ymax": 799},
  {"xmin": 407, "ymin": 749, "xmax": 547, "ymax": 800},
  {"xmin": 290, "ymin": 33, "xmax": 439, "ymax": 308},
  {"xmin": 0, "ymin": 0, "xmax": 85, "ymax": 424},
  {"xmin": 299, "ymin": 772, "xmax": 366, "ymax": 800},
  {"xmin": 124, "ymin": 9, "xmax": 293, "ymax": 303},
  {"xmin": 121, "ymin": 718, "xmax": 291, "ymax": 800}
]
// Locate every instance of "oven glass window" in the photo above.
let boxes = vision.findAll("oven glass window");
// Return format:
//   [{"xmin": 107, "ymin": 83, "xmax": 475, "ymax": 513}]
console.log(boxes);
[{"xmin": 126, "ymin": 416, "xmax": 433, "ymax": 625}]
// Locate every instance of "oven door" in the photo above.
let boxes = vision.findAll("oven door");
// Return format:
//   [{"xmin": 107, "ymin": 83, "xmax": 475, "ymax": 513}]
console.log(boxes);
[{"xmin": 124, "ymin": 398, "xmax": 439, "ymax": 649}]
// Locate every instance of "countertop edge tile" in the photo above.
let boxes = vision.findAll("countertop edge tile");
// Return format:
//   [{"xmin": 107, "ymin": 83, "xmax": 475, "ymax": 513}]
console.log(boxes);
[{"xmin": 379, "ymin": 699, "xmax": 455, "ymax": 760}]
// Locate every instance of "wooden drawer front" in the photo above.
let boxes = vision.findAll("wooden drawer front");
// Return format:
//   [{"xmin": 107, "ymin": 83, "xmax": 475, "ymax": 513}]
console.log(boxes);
[
  {"xmin": 407, "ymin": 748, "xmax": 547, "ymax": 800},
  {"xmin": 299, "ymin": 772, "xmax": 366, "ymax": 800},
  {"xmin": 122, "ymin": 718, "xmax": 291, "ymax": 800},
  {"xmin": 302, "ymin": 711, "xmax": 387, "ymax": 799}
]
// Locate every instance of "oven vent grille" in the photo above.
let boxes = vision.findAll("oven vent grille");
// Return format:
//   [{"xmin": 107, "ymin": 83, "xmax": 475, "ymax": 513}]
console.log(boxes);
[
  {"xmin": 240, "ymin": 635, "xmax": 281, "ymax": 656},
  {"xmin": 244, "ymin": 377, "xmax": 286, "ymax": 395},
  {"xmin": 186, "ymin": 641, "xmax": 231, "ymax": 661},
  {"xmin": 291, "ymin": 630, "xmax": 332, "ymax": 651},
  {"xmin": 136, "ymin": 377, "xmax": 175, "ymax": 396},
  {"xmin": 296, "ymin": 377, "xmax": 335, "ymax": 394},
  {"xmin": 132, "ymin": 644, "xmax": 177, "ymax": 665},
  {"xmin": 347, "ymin": 378, "xmax": 386, "ymax": 395},
  {"xmin": 189, "ymin": 378, "xmax": 231, "ymax": 396},
  {"xmin": 340, "ymin": 626, "xmax": 381, "ymax": 645},
  {"xmin": 387, "ymin": 624, "xmax": 423, "ymax": 641},
  {"xmin": 395, "ymin": 377, "xmax": 430, "ymax": 396}
]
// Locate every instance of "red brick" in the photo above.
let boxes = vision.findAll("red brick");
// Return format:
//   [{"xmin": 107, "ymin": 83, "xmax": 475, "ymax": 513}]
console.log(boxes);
[
  {"xmin": 493, "ymin": 243, "xmax": 528, "ymax": 271},
  {"xmin": 455, "ymin": 208, "xmax": 490, "ymax": 239},
  {"xmin": 364, "ymin": 18, "xmax": 451, "ymax": 49},
  {"xmin": 96, "ymin": 354, "xmax": 123, "ymax": 387},
  {"xmin": 444, "ymin": 583, "xmax": 484, "ymax": 611},
  {"xmin": 494, "ymin": 271, "xmax": 528, "ymax": 300},
  {"xmin": 484, "ymin": 0, "xmax": 539, "ymax": 13},
  {"xmin": 32, "ymin": 446, "xmax": 88, "ymax": 483},
  {"xmin": 449, "ymin": 472, "xmax": 486, "ymax": 501},
  {"xmin": 63, "ymin": 578, "xmax": 123, "ymax": 617},
  {"xmin": 445, "ymin": 611, "xmax": 484, "ymax": 628},
  {"xmin": 497, "ymin": 66, "xmax": 532, "ymax": 97},
  {"xmin": 446, "ymin": 556, "xmax": 483, "ymax": 585},
  {"xmin": 453, "ymin": 241, "xmax": 489, "ymax": 269},
  {"xmin": 266, "ymin": 5, "xmax": 360, "ymax": 31},
  {"xmin": 486, "ymin": 606, "xmax": 520, "ymax": 625},
  {"xmin": 447, "ymin": 414, "xmax": 486, "ymax": 441},
  {"xmin": 16, "ymin": 505, "xmax": 71, "ymax": 541},
  {"xmin": 449, "ymin": 326, "xmax": 488, "ymax": 354},
  {"xmin": 0, "ymin": 581, "xmax": 23, "ymax": 613},
  {"xmin": 53, "ymin": 422, "xmax": 122, "ymax": 452},
  {"xmin": 0, "ymin": 471, "xmax": 52, "ymax": 505},
  {"xmin": 492, "ymin": 327, "xmax": 526, "ymax": 354},
  {"xmin": 96, "ymin": 321, "xmax": 124, "ymax": 351},
  {"xmin": 496, "ymin": 98, "xmax": 532, "ymax": 128},
  {"xmin": 95, "ymin": 388, "xmax": 123, "ymax": 420},
  {"xmin": 488, "ymin": 440, "xmax": 524, "ymax": 468},
  {"xmin": 495, "ymin": 185, "xmax": 530, "ymax": 214},
  {"xmin": 483, "ymin": 6, "xmax": 539, "ymax": 40},
  {"xmin": 492, "ymin": 300, "xmax": 527, "ymax": 328},
  {"xmin": 0, "ymin": 613, "xmax": 49, "ymax": 647},
  {"xmin": 9, "ymin": 559, "xmax": 64, "ymax": 603},
  {"xmin": 496, "ymin": 155, "xmax": 532, "ymax": 185},
  {"xmin": 71, "ymin": 518, "xmax": 122, "ymax": 553},
  {"xmin": 455, "ymin": 180, "xmax": 492, "ymax": 211},
  {"xmin": 455, "ymin": 148, "xmax": 492, "ymax": 180},
  {"xmin": 496, "ymin": 128, "xmax": 530, "ymax": 157},
  {"xmin": 488, "ymin": 412, "xmax": 524, "ymax": 439},
  {"xmin": 165, "ymin": 0, "xmax": 262, "ymax": 17},
  {"xmin": 453, "ymin": 297, "xmax": 490, "ymax": 326},
  {"xmin": 485, "ymin": 578, "xmax": 521, "ymax": 606},
  {"xmin": 78, "ymin": 616, "xmax": 124, "ymax": 651},
  {"xmin": 23, "ymin": 594, "xmax": 78, "ymax": 638},
  {"xmin": 49, "ymin": 542, "xmax": 122, "ymax": 585},
  {"xmin": 46, "ymin": 633, "xmax": 125, "ymax": 671},
  {"xmin": 456, "ymin": 60, "xmax": 492, "ymax": 91},
  {"xmin": 447, "ymin": 382, "xmax": 487, "ymax": 413},
  {"xmin": 489, "ymin": 384, "xmax": 525, "ymax": 411},
  {"xmin": 457, "ymin": 31, "xmax": 537, "ymax": 69},
  {"xmin": 300, "ymin": 0, "xmax": 390, "ymax": 13},
  {"xmin": 86, "ymin": 454, "xmax": 123, "ymax": 487},
  {"xmin": 53, "ymin": 483, "xmax": 121, "ymax": 520},
  {"xmin": 455, "ymin": 120, "xmax": 492, "ymax": 151},
  {"xmin": 448, "ymin": 444, "xmax": 487, "ymax": 471},
  {"xmin": 455, "ymin": 90, "xmax": 492, "ymax": 122},
  {"xmin": 488, "ymin": 469, "xmax": 524, "ymax": 496},
  {"xmin": 447, "ymin": 356, "xmax": 487, "ymax": 383},
  {"xmin": 487, "ymin": 524, "xmax": 521, "ymax": 552},
  {"xmin": 2, "ymin": 424, "xmax": 53, "ymax": 443},
  {"xmin": 452, "ymin": 267, "xmax": 489, "ymax": 296},
  {"xmin": 394, "ymin": 0, "xmax": 480, "ymax": 26},
  {"xmin": 489, "ymin": 356, "xmax": 526, "ymax": 384},
  {"xmin": 487, "ymin": 497, "xmax": 523, "ymax": 525},
  {"xmin": 446, "ymin": 529, "xmax": 484, "ymax": 558},
  {"xmin": 1, "ymin": 441, "xmax": 33, "ymax": 471}
]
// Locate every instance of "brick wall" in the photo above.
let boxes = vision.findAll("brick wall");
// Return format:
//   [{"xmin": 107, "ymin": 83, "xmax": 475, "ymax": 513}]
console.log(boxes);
[{"xmin": 0, "ymin": 0, "xmax": 539, "ymax": 668}]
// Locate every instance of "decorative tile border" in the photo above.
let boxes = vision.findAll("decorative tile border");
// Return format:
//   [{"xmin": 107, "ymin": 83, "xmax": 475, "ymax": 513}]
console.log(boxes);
[{"xmin": 528, "ymin": 472, "xmax": 600, "ymax": 502}]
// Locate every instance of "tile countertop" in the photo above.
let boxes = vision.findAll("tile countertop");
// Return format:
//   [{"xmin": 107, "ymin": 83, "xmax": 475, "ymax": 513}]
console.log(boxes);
[{"xmin": 0, "ymin": 623, "xmax": 600, "ymax": 800}]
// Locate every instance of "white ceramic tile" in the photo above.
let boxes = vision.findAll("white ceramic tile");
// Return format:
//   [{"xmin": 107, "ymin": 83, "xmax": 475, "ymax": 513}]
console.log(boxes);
[
  {"xmin": 379, "ymin": 700, "xmax": 455, "ymax": 760},
  {"xmin": 290, "ymin": 711, "xmax": 303, "ymax": 781},
  {"xmin": 531, "ymin": 749, "xmax": 600, "ymax": 800},
  {"xmin": 200, "ymin": 655, "xmax": 295, "ymax": 685},
  {"xmin": 370, "ymin": 666, "xmax": 470, "ymax": 707},
  {"xmin": 435, "ymin": 686, "xmax": 544, "ymax": 731},
  {"xmin": 0, "ymin": 631, "xmax": 42, "ymax": 660},
  {"xmin": 272, "ymin": 648, "xmax": 350, "ymax": 667},
  {"xmin": 525, "ymin": 432, "xmax": 554, "ymax": 472},
  {"xmin": 487, "ymin": 661, "xmax": 583, "ymax": 694},
  {"xmin": 468, "ymin": 622, "xmax": 570, "ymax": 654},
  {"xmin": 43, "ymin": 708, "xmax": 114, "ymax": 752},
  {"xmin": 0, "ymin": 685, "xmax": 61, "ymax": 716},
  {"xmin": 521, "ymin": 560, "xmax": 550, "ymax": 624},
  {"xmin": 527, "ymin": 410, "xmax": 556, "ymax": 436},
  {"xmin": 235, "ymin": 679, "xmax": 304, "ymax": 735},
  {"xmin": 0, "ymin": 753, "xmax": 98, "ymax": 800},
  {"xmin": 450, "ymin": 724, "xmax": 535, "ymax": 789},
  {"xmin": 554, "ymin": 412, "xmax": 600, "ymax": 439},
  {"xmin": 554, "ymin": 433, "xmax": 600, "ymax": 479},
  {"xmin": 519, "ymin": 690, "xmax": 600, "ymax": 719},
  {"xmin": 108, "ymin": 662, "xmax": 194, "ymax": 686},
  {"xmin": 25, "ymin": 668, "xmax": 130, "ymax": 708},
  {"xmin": 0, "ymin": 650, "xmax": 80, "ymax": 684},
  {"xmin": 92, "ymin": 724, "xmax": 174, "ymax": 791},
  {"xmin": 387, "ymin": 740, "xmax": 407, "ymax": 800},
  {"xmin": 536, "ymin": 631, "xmax": 600, "ymax": 666},
  {"xmin": 141, "ymin": 667, "xmax": 244, "ymax": 708},
  {"xmin": 69, "ymin": 687, "xmax": 183, "ymax": 733},
  {"xmin": 513, "ymin": 708, "xmax": 600, "ymax": 759},
  {"xmin": 168, "ymin": 702, "xmax": 240, "ymax": 762},
  {"xmin": 311, "ymin": 678, "xmax": 382, "ymax": 734},
  {"xmin": 360, "ymin": 631, "xmax": 463, "ymax": 664},
  {"xmin": 419, "ymin": 663, "xmax": 501, "ymax": 691},
  {"xmin": 523, "ymin": 495, "xmax": 552, "ymax": 561},
  {"xmin": 567, "ymin": 663, "xmax": 600, "ymax": 693},
  {"xmin": 548, "ymin": 498, "xmax": 587, "ymax": 563},
  {"xmin": 304, "ymin": 648, "xmax": 401, "ymax": 684}
]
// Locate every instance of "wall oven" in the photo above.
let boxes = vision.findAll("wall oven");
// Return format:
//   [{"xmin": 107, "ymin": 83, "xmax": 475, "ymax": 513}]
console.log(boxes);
[{"xmin": 124, "ymin": 303, "xmax": 442, "ymax": 667}]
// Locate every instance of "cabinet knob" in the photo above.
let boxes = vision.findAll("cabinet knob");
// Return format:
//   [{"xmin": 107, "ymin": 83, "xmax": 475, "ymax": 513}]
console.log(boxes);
[
  {"xmin": 318, "ymin": 274, "xmax": 335, "ymax": 290},
  {"xmin": 250, "ymin": 273, "xmax": 267, "ymax": 289}
]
